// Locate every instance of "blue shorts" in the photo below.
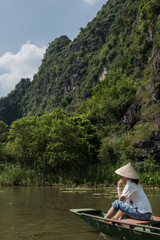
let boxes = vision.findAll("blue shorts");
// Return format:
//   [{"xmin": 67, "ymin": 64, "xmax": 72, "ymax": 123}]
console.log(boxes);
[{"xmin": 112, "ymin": 200, "xmax": 151, "ymax": 220}]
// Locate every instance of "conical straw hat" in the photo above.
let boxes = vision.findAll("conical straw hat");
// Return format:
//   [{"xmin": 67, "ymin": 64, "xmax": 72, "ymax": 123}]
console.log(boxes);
[{"xmin": 115, "ymin": 162, "xmax": 140, "ymax": 179}]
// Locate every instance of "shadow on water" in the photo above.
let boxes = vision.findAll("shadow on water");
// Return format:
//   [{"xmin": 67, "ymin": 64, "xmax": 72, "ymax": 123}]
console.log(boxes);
[{"xmin": 0, "ymin": 186, "xmax": 159, "ymax": 240}]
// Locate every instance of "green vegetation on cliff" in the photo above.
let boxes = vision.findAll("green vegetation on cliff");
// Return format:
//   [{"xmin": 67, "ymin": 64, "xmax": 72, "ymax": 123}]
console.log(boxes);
[
  {"xmin": 0, "ymin": 0, "xmax": 160, "ymax": 186},
  {"xmin": 0, "ymin": 78, "xmax": 30, "ymax": 125}
]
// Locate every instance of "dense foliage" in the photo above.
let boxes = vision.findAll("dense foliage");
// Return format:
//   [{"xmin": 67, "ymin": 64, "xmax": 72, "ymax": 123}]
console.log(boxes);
[
  {"xmin": 0, "ymin": 110, "xmax": 102, "ymax": 185},
  {"xmin": 0, "ymin": 0, "xmax": 160, "ymax": 186}
]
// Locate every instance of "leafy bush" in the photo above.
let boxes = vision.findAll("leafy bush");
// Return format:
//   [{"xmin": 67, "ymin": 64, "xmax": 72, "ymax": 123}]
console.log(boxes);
[
  {"xmin": 138, "ymin": 156, "xmax": 160, "ymax": 186},
  {"xmin": 7, "ymin": 109, "xmax": 100, "ymax": 185}
]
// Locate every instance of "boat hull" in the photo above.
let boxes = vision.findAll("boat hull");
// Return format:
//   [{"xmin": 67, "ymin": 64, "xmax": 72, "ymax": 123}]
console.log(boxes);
[{"xmin": 70, "ymin": 209, "xmax": 160, "ymax": 240}]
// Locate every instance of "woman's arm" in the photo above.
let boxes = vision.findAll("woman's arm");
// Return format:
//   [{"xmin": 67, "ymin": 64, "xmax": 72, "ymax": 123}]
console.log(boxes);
[{"xmin": 117, "ymin": 179, "xmax": 126, "ymax": 201}]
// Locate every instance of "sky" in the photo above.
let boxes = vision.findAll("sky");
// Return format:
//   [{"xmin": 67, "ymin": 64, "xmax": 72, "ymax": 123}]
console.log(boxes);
[{"xmin": 0, "ymin": 0, "xmax": 107, "ymax": 97}]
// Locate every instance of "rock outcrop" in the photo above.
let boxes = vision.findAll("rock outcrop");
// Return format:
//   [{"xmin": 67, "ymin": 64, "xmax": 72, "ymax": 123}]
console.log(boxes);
[
  {"xmin": 132, "ymin": 128, "xmax": 160, "ymax": 162},
  {"xmin": 118, "ymin": 100, "xmax": 141, "ymax": 128}
]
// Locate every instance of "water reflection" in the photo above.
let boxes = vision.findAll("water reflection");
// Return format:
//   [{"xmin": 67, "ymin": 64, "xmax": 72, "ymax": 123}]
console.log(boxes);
[{"xmin": 0, "ymin": 187, "xmax": 159, "ymax": 240}]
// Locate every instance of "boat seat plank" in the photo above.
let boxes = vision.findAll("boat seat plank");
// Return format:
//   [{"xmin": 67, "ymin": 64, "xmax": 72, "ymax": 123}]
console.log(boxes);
[
  {"xmin": 119, "ymin": 215, "xmax": 160, "ymax": 225},
  {"xmin": 152, "ymin": 216, "xmax": 160, "ymax": 221},
  {"xmin": 120, "ymin": 219, "xmax": 150, "ymax": 224}
]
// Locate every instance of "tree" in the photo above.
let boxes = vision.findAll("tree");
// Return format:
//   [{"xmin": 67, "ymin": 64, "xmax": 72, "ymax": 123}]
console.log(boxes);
[
  {"xmin": 0, "ymin": 121, "xmax": 9, "ymax": 162},
  {"xmin": 8, "ymin": 117, "xmax": 36, "ymax": 166},
  {"xmin": 8, "ymin": 110, "xmax": 100, "ymax": 182}
]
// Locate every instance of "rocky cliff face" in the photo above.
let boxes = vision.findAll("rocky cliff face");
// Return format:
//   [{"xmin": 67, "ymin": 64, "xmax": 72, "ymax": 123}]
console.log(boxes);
[{"xmin": 13, "ymin": 0, "xmax": 129, "ymax": 117}]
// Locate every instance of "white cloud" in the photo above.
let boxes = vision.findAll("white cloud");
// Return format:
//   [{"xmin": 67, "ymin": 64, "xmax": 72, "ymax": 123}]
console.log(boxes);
[
  {"xmin": 0, "ymin": 42, "xmax": 46, "ymax": 97},
  {"xmin": 82, "ymin": 0, "xmax": 99, "ymax": 4}
]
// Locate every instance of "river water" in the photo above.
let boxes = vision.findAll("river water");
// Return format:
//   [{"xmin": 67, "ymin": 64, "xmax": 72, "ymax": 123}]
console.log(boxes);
[{"xmin": 0, "ymin": 186, "xmax": 160, "ymax": 240}]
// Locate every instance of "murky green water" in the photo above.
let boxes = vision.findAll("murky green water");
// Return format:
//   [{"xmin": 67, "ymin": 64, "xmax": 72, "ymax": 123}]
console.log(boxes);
[{"xmin": 0, "ymin": 186, "xmax": 160, "ymax": 240}]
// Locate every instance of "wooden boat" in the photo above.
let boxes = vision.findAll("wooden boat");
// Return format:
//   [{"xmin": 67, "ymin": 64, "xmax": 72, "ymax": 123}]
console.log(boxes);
[{"xmin": 70, "ymin": 208, "xmax": 160, "ymax": 240}]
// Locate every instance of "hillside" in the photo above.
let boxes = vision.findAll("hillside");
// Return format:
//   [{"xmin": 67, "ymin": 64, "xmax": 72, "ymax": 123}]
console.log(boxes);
[
  {"xmin": 0, "ymin": 0, "xmax": 160, "ymax": 121},
  {"xmin": 0, "ymin": 0, "xmax": 160, "ymax": 186}
]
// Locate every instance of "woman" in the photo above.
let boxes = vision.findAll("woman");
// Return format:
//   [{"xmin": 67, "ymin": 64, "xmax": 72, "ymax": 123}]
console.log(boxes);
[{"xmin": 105, "ymin": 162, "xmax": 152, "ymax": 221}]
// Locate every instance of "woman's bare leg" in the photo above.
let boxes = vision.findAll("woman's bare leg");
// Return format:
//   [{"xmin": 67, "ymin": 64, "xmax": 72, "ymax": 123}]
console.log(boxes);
[
  {"xmin": 104, "ymin": 206, "xmax": 117, "ymax": 219},
  {"xmin": 113, "ymin": 210, "xmax": 124, "ymax": 220}
]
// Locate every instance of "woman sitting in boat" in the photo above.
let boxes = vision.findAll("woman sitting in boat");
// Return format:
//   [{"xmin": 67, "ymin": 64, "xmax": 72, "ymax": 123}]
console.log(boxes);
[{"xmin": 104, "ymin": 162, "xmax": 152, "ymax": 221}]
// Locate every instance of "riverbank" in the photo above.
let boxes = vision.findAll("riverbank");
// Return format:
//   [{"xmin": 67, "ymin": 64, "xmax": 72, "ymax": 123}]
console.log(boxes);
[
  {"xmin": 0, "ymin": 161, "xmax": 160, "ymax": 187},
  {"xmin": 0, "ymin": 174, "xmax": 159, "ymax": 189}
]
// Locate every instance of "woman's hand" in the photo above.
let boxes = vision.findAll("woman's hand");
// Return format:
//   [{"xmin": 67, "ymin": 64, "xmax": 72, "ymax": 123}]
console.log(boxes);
[
  {"xmin": 118, "ymin": 179, "xmax": 123, "ymax": 188},
  {"xmin": 120, "ymin": 195, "xmax": 126, "ymax": 201}
]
